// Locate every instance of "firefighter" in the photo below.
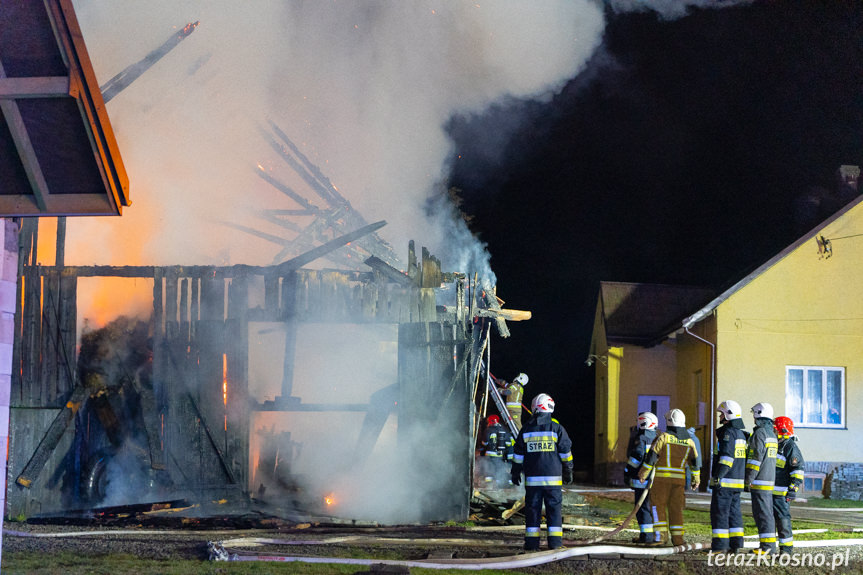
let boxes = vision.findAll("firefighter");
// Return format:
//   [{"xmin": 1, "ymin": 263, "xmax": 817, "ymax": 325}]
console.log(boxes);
[
  {"xmin": 624, "ymin": 412, "xmax": 659, "ymax": 543},
  {"xmin": 480, "ymin": 414, "xmax": 514, "ymax": 487},
  {"xmin": 637, "ymin": 409, "xmax": 700, "ymax": 547},
  {"xmin": 510, "ymin": 393, "xmax": 574, "ymax": 551},
  {"xmin": 498, "ymin": 373, "xmax": 528, "ymax": 430},
  {"xmin": 746, "ymin": 402, "xmax": 779, "ymax": 555},
  {"xmin": 773, "ymin": 416, "xmax": 804, "ymax": 554},
  {"xmin": 709, "ymin": 400, "xmax": 748, "ymax": 553}
]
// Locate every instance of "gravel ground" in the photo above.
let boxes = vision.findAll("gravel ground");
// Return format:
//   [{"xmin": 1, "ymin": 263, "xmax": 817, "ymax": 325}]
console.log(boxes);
[
  {"xmin": 4, "ymin": 488, "xmax": 863, "ymax": 574},
  {"xmin": 5, "ymin": 520, "xmax": 863, "ymax": 574}
]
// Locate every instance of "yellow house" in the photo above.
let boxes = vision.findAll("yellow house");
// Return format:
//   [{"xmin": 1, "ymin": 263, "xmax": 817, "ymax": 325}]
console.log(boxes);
[
  {"xmin": 592, "ymin": 193, "xmax": 863, "ymax": 494},
  {"xmin": 590, "ymin": 282, "xmax": 715, "ymax": 485}
]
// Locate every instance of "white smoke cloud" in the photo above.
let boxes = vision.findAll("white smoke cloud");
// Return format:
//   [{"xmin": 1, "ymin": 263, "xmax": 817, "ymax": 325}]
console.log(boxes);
[
  {"xmin": 67, "ymin": 0, "xmax": 607, "ymax": 522},
  {"xmin": 69, "ymin": 0, "xmax": 605, "ymax": 273}
]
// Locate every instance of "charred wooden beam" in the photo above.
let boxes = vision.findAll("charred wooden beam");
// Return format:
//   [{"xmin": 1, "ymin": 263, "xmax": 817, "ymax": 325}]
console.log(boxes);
[
  {"xmin": 254, "ymin": 166, "xmax": 320, "ymax": 213},
  {"xmin": 364, "ymin": 256, "xmax": 412, "ymax": 287},
  {"xmin": 100, "ymin": 21, "xmax": 200, "ymax": 103},
  {"xmin": 267, "ymin": 119, "xmax": 348, "ymax": 206},
  {"xmin": 273, "ymin": 220, "xmax": 387, "ymax": 273},
  {"xmin": 15, "ymin": 383, "xmax": 89, "ymax": 488},
  {"xmin": 475, "ymin": 308, "xmax": 532, "ymax": 322},
  {"xmin": 483, "ymin": 288, "xmax": 510, "ymax": 338}
]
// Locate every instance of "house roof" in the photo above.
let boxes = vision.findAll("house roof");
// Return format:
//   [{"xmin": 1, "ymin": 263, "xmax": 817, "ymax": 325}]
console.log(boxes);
[
  {"xmin": 0, "ymin": 0, "xmax": 129, "ymax": 216},
  {"xmin": 681, "ymin": 193, "xmax": 863, "ymax": 330},
  {"xmin": 600, "ymin": 281, "xmax": 716, "ymax": 347}
]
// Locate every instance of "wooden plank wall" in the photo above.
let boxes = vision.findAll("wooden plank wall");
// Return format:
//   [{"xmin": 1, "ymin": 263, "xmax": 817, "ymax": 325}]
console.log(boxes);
[
  {"xmin": 11, "ymin": 244, "xmax": 468, "ymax": 511},
  {"xmin": 397, "ymin": 321, "xmax": 471, "ymax": 522}
]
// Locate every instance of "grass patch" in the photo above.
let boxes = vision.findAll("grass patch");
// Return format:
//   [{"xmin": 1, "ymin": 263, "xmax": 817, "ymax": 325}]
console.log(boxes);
[
  {"xmin": 583, "ymin": 493, "xmax": 854, "ymax": 541},
  {"xmin": 0, "ymin": 551, "xmax": 554, "ymax": 575},
  {"xmin": 798, "ymin": 498, "xmax": 863, "ymax": 508}
]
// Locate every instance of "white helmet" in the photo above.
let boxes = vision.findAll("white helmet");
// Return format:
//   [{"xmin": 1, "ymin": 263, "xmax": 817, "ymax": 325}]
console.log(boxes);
[
  {"xmin": 665, "ymin": 409, "xmax": 686, "ymax": 428},
  {"xmin": 514, "ymin": 373, "xmax": 529, "ymax": 386},
  {"xmin": 751, "ymin": 402, "xmax": 774, "ymax": 420},
  {"xmin": 717, "ymin": 400, "xmax": 742, "ymax": 421},
  {"xmin": 531, "ymin": 393, "xmax": 554, "ymax": 414},
  {"xmin": 637, "ymin": 412, "xmax": 658, "ymax": 430}
]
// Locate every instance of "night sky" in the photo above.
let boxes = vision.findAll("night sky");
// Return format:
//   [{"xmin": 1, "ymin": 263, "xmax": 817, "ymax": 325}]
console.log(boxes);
[{"xmin": 447, "ymin": 1, "xmax": 863, "ymax": 467}]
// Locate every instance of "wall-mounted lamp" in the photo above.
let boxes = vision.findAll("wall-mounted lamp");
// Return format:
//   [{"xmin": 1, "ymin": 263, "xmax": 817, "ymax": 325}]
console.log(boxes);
[{"xmin": 585, "ymin": 354, "xmax": 608, "ymax": 367}]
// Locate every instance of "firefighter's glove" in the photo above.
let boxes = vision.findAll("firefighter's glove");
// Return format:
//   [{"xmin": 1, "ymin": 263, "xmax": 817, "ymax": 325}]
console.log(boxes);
[
  {"xmin": 562, "ymin": 467, "xmax": 574, "ymax": 485},
  {"xmin": 708, "ymin": 477, "xmax": 719, "ymax": 488},
  {"xmin": 691, "ymin": 478, "xmax": 700, "ymax": 491},
  {"xmin": 637, "ymin": 468, "xmax": 648, "ymax": 483},
  {"xmin": 743, "ymin": 482, "xmax": 751, "ymax": 493},
  {"xmin": 786, "ymin": 485, "xmax": 798, "ymax": 502},
  {"xmin": 511, "ymin": 465, "xmax": 522, "ymax": 486}
]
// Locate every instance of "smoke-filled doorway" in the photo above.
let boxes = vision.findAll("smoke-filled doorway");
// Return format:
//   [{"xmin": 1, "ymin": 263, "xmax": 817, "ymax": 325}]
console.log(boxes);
[{"xmin": 248, "ymin": 322, "xmax": 400, "ymax": 520}]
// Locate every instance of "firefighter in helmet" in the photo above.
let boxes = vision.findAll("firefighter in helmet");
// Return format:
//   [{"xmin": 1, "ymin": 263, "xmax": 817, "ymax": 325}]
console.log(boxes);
[
  {"xmin": 498, "ymin": 372, "xmax": 528, "ymax": 430},
  {"xmin": 746, "ymin": 402, "xmax": 779, "ymax": 555},
  {"xmin": 480, "ymin": 414, "xmax": 514, "ymax": 487},
  {"xmin": 511, "ymin": 393, "xmax": 574, "ymax": 551},
  {"xmin": 638, "ymin": 409, "xmax": 700, "ymax": 546},
  {"xmin": 773, "ymin": 416, "xmax": 804, "ymax": 554},
  {"xmin": 709, "ymin": 399, "xmax": 748, "ymax": 553},
  {"xmin": 624, "ymin": 412, "xmax": 659, "ymax": 543}
]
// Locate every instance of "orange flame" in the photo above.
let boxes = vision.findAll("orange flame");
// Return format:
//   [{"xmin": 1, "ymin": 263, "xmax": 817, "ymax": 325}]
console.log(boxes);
[{"xmin": 324, "ymin": 493, "xmax": 336, "ymax": 506}]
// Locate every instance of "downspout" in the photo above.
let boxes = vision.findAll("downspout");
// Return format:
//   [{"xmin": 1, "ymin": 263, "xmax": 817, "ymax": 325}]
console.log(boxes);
[{"xmin": 684, "ymin": 325, "xmax": 715, "ymax": 476}]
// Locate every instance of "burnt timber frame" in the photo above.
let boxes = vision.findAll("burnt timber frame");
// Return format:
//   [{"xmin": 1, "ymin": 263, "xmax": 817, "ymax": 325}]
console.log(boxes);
[{"xmin": 8, "ymin": 235, "xmax": 489, "ymax": 521}]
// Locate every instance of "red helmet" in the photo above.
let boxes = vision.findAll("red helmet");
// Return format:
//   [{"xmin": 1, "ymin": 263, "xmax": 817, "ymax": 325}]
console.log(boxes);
[
  {"xmin": 487, "ymin": 415, "xmax": 500, "ymax": 426},
  {"xmin": 774, "ymin": 416, "xmax": 794, "ymax": 436}
]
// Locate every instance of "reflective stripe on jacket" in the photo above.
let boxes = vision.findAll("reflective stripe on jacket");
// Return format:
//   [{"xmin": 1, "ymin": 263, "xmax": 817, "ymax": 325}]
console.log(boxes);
[
  {"xmin": 745, "ymin": 418, "xmax": 777, "ymax": 488},
  {"xmin": 774, "ymin": 435, "xmax": 805, "ymax": 490},
  {"xmin": 640, "ymin": 431, "xmax": 700, "ymax": 484},
  {"xmin": 512, "ymin": 412, "xmax": 573, "ymax": 484},
  {"xmin": 712, "ymin": 422, "xmax": 747, "ymax": 491}
]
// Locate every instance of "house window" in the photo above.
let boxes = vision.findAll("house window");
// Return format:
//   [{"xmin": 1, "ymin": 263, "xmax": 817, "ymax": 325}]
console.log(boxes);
[
  {"xmin": 786, "ymin": 366, "xmax": 844, "ymax": 428},
  {"xmin": 803, "ymin": 473, "xmax": 825, "ymax": 494}
]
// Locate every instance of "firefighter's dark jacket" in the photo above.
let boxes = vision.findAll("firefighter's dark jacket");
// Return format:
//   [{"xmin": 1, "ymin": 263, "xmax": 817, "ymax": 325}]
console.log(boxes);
[
  {"xmin": 774, "ymin": 436, "xmax": 805, "ymax": 492},
  {"xmin": 512, "ymin": 412, "xmax": 574, "ymax": 487},
  {"xmin": 639, "ymin": 426, "xmax": 700, "ymax": 484},
  {"xmin": 482, "ymin": 422, "xmax": 513, "ymax": 459},
  {"xmin": 711, "ymin": 418, "xmax": 748, "ymax": 489},
  {"xmin": 745, "ymin": 417, "xmax": 778, "ymax": 490},
  {"xmin": 624, "ymin": 427, "xmax": 656, "ymax": 489}
]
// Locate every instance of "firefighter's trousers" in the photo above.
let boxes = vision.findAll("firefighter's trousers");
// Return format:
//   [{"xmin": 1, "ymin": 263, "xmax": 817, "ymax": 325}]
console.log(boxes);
[
  {"xmin": 709, "ymin": 486, "xmax": 744, "ymax": 551},
  {"xmin": 633, "ymin": 487, "xmax": 656, "ymax": 542},
  {"xmin": 507, "ymin": 409, "xmax": 521, "ymax": 431},
  {"xmin": 649, "ymin": 478, "xmax": 686, "ymax": 545},
  {"xmin": 772, "ymin": 495, "xmax": 793, "ymax": 551},
  {"xmin": 750, "ymin": 489, "xmax": 777, "ymax": 552},
  {"xmin": 524, "ymin": 486, "xmax": 563, "ymax": 550}
]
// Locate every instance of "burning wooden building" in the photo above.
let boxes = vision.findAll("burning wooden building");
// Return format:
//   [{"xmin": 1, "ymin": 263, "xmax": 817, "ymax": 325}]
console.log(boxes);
[
  {"xmin": 4, "ymin": 16, "xmax": 525, "ymax": 522},
  {"xmin": 8, "ymin": 209, "xmax": 519, "ymax": 525}
]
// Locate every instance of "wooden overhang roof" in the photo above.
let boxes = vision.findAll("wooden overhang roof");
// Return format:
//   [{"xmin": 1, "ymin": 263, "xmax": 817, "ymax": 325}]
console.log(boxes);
[
  {"xmin": 600, "ymin": 281, "xmax": 716, "ymax": 347},
  {"xmin": 0, "ymin": 0, "xmax": 129, "ymax": 216}
]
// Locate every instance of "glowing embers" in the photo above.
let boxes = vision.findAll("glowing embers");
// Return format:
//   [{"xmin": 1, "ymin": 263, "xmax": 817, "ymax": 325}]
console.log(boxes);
[{"xmin": 324, "ymin": 493, "xmax": 336, "ymax": 507}]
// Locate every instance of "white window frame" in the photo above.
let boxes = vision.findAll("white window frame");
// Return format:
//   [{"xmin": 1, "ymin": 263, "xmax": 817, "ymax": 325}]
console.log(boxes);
[{"xmin": 785, "ymin": 366, "xmax": 845, "ymax": 429}]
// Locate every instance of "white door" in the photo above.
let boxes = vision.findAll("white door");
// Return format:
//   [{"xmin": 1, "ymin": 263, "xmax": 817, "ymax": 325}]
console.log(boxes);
[{"xmin": 637, "ymin": 395, "xmax": 671, "ymax": 431}]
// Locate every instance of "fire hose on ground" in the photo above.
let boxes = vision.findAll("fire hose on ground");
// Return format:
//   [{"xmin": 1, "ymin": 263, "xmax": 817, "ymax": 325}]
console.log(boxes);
[{"xmin": 204, "ymin": 468, "xmax": 715, "ymax": 568}]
